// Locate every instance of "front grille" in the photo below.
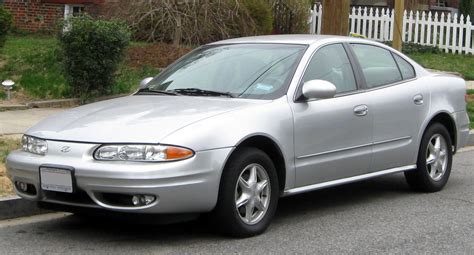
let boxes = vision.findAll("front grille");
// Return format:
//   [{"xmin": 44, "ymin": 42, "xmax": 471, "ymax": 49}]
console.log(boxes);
[
  {"xmin": 100, "ymin": 193, "xmax": 135, "ymax": 207},
  {"xmin": 43, "ymin": 189, "xmax": 95, "ymax": 206}
]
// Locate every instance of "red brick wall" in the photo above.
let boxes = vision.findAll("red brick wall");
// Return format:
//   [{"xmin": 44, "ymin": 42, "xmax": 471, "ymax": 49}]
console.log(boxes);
[{"xmin": 3, "ymin": 0, "xmax": 106, "ymax": 33}]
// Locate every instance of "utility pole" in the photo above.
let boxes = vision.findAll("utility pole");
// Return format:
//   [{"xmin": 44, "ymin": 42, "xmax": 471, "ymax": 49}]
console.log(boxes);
[
  {"xmin": 393, "ymin": 0, "xmax": 404, "ymax": 51},
  {"xmin": 321, "ymin": 0, "xmax": 350, "ymax": 35}
]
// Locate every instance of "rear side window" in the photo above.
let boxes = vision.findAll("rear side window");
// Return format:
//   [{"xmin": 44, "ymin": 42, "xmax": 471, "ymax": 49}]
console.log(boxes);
[
  {"xmin": 393, "ymin": 54, "xmax": 416, "ymax": 79},
  {"xmin": 351, "ymin": 44, "xmax": 402, "ymax": 88}
]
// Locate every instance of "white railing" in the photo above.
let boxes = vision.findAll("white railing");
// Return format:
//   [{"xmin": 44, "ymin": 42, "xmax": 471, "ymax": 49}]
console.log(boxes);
[{"xmin": 309, "ymin": 4, "xmax": 474, "ymax": 55}]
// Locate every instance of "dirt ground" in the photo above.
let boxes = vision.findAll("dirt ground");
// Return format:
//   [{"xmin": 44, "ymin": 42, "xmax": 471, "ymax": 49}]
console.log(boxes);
[
  {"xmin": 467, "ymin": 94, "xmax": 474, "ymax": 102},
  {"xmin": 0, "ymin": 173, "xmax": 13, "ymax": 197},
  {"xmin": 0, "ymin": 90, "xmax": 30, "ymax": 105},
  {"xmin": 0, "ymin": 137, "xmax": 20, "ymax": 197},
  {"xmin": 125, "ymin": 43, "xmax": 193, "ymax": 69}
]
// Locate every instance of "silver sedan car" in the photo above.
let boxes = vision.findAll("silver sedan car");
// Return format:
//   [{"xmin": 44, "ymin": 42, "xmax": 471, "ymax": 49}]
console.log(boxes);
[{"xmin": 6, "ymin": 35, "xmax": 470, "ymax": 237}]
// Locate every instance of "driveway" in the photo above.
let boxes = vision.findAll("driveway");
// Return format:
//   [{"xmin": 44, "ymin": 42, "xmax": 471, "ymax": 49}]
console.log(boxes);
[{"xmin": 0, "ymin": 149, "xmax": 473, "ymax": 254}]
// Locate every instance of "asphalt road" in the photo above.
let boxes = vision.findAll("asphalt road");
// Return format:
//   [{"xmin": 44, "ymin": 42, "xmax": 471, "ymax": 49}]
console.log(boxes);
[{"xmin": 1, "ymin": 149, "xmax": 473, "ymax": 254}]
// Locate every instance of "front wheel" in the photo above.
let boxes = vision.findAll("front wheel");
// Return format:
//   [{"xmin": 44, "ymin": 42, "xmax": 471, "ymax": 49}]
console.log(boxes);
[
  {"xmin": 405, "ymin": 123, "xmax": 453, "ymax": 192},
  {"xmin": 212, "ymin": 147, "xmax": 279, "ymax": 237}
]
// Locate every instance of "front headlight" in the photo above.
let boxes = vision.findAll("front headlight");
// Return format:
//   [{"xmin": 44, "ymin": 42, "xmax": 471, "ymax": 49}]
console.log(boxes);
[
  {"xmin": 93, "ymin": 144, "xmax": 194, "ymax": 162},
  {"xmin": 21, "ymin": 135, "xmax": 48, "ymax": 155}
]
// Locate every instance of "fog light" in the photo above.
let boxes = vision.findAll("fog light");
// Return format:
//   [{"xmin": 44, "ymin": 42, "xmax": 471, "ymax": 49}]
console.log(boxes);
[
  {"xmin": 132, "ymin": 195, "xmax": 140, "ymax": 206},
  {"xmin": 131, "ymin": 195, "xmax": 156, "ymax": 206},
  {"xmin": 142, "ymin": 195, "xmax": 155, "ymax": 205},
  {"xmin": 16, "ymin": 181, "xmax": 28, "ymax": 192}
]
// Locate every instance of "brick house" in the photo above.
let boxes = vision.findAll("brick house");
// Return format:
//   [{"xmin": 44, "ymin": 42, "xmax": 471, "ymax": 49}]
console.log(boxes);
[
  {"xmin": 1, "ymin": 0, "xmax": 114, "ymax": 32},
  {"xmin": 351, "ymin": 0, "xmax": 460, "ymax": 11}
]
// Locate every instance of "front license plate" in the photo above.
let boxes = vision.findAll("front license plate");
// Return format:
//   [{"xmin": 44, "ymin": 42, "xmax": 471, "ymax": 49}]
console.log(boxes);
[{"xmin": 40, "ymin": 167, "xmax": 73, "ymax": 193}]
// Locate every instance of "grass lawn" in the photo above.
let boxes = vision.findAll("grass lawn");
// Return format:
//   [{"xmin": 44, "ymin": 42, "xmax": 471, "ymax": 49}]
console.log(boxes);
[
  {"xmin": 0, "ymin": 35, "xmax": 161, "ymax": 101},
  {"xmin": 468, "ymin": 101, "xmax": 474, "ymax": 129},
  {"xmin": 0, "ymin": 137, "xmax": 20, "ymax": 197},
  {"xmin": 408, "ymin": 52, "xmax": 474, "ymax": 80},
  {"xmin": 467, "ymin": 90, "xmax": 474, "ymax": 129}
]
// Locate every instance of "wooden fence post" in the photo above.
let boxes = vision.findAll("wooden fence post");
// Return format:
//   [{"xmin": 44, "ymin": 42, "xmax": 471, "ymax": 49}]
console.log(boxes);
[
  {"xmin": 321, "ymin": 0, "xmax": 350, "ymax": 35},
  {"xmin": 393, "ymin": 0, "xmax": 404, "ymax": 51}
]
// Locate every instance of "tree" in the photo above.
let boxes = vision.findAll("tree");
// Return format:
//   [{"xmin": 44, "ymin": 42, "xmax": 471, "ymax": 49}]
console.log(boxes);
[{"xmin": 105, "ymin": 0, "xmax": 270, "ymax": 45}]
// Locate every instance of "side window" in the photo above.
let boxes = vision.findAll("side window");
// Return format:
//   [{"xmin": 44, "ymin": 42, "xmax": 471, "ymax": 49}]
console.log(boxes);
[
  {"xmin": 302, "ymin": 44, "xmax": 357, "ymax": 94},
  {"xmin": 351, "ymin": 44, "xmax": 402, "ymax": 88},
  {"xmin": 393, "ymin": 54, "xmax": 416, "ymax": 79}
]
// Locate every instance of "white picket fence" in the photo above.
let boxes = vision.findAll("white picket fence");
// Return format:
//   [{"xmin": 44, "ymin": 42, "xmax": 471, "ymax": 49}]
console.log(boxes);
[{"xmin": 309, "ymin": 4, "xmax": 474, "ymax": 55}]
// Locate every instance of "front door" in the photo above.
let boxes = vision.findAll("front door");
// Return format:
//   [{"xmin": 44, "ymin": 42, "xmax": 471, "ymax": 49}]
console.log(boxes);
[{"xmin": 291, "ymin": 43, "xmax": 373, "ymax": 187}]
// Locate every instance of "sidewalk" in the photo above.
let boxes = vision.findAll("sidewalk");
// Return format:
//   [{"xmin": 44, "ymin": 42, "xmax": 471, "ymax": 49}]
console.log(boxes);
[
  {"xmin": 467, "ymin": 81, "xmax": 474, "ymax": 90},
  {"xmin": 0, "ymin": 108, "xmax": 66, "ymax": 136}
]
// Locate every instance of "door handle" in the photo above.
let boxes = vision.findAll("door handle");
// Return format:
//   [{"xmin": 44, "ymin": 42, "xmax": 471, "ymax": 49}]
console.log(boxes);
[
  {"xmin": 413, "ymin": 94, "xmax": 424, "ymax": 105},
  {"xmin": 353, "ymin": 105, "xmax": 368, "ymax": 116}
]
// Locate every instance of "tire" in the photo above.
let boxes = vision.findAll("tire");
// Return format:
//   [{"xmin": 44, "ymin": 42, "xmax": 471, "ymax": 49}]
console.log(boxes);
[
  {"xmin": 212, "ymin": 147, "xmax": 279, "ymax": 237},
  {"xmin": 405, "ymin": 123, "xmax": 453, "ymax": 192}
]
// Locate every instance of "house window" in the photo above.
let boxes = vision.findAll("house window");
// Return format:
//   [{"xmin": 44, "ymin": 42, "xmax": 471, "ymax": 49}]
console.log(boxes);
[
  {"xmin": 435, "ymin": 0, "xmax": 447, "ymax": 7},
  {"xmin": 64, "ymin": 4, "xmax": 84, "ymax": 18}
]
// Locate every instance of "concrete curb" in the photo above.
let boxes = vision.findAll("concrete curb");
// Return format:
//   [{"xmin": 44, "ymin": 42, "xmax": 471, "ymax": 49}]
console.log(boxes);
[
  {"xmin": 0, "ymin": 105, "xmax": 30, "ymax": 111},
  {"xmin": 0, "ymin": 99, "xmax": 79, "ymax": 112},
  {"xmin": 27, "ymin": 98, "xmax": 80, "ymax": 108},
  {"xmin": 0, "ymin": 94, "xmax": 129, "ymax": 112},
  {"xmin": 0, "ymin": 196, "xmax": 49, "ymax": 221}
]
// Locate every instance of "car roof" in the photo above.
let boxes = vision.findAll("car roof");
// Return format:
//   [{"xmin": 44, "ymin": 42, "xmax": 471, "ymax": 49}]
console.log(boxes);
[
  {"xmin": 209, "ymin": 34, "xmax": 367, "ymax": 46},
  {"xmin": 208, "ymin": 34, "xmax": 430, "ymax": 77}
]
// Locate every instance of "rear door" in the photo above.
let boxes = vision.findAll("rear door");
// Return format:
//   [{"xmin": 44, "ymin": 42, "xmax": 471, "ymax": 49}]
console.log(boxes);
[{"xmin": 349, "ymin": 44, "xmax": 430, "ymax": 172}]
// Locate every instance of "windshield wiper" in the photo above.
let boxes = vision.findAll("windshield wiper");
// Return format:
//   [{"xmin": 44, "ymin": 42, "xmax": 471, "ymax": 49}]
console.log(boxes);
[
  {"xmin": 170, "ymin": 88, "xmax": 234, "ymax": 98},
  {"xmin": 135, "ymin": 88, "xmax": 179, "ymax": 96}
]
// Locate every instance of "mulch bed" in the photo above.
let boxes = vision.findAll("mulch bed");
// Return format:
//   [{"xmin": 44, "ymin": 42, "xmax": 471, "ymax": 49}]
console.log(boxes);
[
  {"xmin": 467, "ymin": 94, "xmax": 474, "ymax": 102},
  {"xmin": 125, "ymin": 43, "xmax": 194, "ymax": 69}
]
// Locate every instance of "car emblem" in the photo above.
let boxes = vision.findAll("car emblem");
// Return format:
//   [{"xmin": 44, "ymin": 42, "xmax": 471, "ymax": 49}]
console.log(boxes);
[{"xmin": 60, "ymin": 146, "xmax": 71, "ymax": 153}]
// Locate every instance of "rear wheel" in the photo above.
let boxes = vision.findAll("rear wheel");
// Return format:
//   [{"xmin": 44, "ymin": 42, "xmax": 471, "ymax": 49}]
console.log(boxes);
[
  {"xmin": 212, "ymin": 147, "xmax": 279, "ymax": 237},
  {"xmin": 405, "ymin": 123, "xmax": 453, "ymax": 192}
]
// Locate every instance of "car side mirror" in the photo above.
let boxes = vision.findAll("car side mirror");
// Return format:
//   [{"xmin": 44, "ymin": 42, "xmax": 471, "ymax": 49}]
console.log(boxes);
[
  {"xmin": 139, "ymin": 77, "xmax": 154, "ymax": 89},
  {"xmin": 302, "ymin": 79, "xmax": 337, "ymax": 100}
]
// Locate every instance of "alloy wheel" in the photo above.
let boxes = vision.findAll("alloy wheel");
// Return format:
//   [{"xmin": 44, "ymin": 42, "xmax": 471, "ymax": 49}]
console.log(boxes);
[
  {"xmin": 234, "ymin": 163, "xmax": 271, "ymax": 225},
  {"xmin": 425, "ymin": 134, "xmax": 448, "ymax": 181}
]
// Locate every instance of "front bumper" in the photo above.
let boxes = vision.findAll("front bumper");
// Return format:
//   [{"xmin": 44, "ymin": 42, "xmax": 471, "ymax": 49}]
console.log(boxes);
[{"xmin": 6, "ymin": 140, "xmax": 232, "ymax": 214}]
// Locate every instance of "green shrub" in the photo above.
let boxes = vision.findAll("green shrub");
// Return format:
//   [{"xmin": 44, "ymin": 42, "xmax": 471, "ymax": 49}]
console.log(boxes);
[
  {"xmin": 243, "ymin": 0, "xmax": 273, "ymax": 34},
  {"xmin": 0, "ymin": 7, "xmax": 13, "ymax": 49},
  {"xmin": 383, "ymin": 41, "xmax": 441, "ymax": 54},
  {"xmin": 270, "ymin": 0, "xmax": 311, "ymax": 34},
  {"xmin": 402, "ymin": 42, "xmax": 441, "ymax": 54},
  {"xmin": 58, "ymin": 16, "xmax": 131, "ymax": 99}
]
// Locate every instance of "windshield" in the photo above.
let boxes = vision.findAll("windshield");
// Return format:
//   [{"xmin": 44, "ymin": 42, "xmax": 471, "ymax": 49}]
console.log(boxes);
[{"xmin": 143, "ymin": 43, "xmax": 307, "ymax": 99}]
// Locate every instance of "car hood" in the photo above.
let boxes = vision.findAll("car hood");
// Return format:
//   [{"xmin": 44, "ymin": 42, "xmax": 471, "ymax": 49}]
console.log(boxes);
[{"xmin": 27, "ymin": 95, "xmax": 267, "ymax": 143}]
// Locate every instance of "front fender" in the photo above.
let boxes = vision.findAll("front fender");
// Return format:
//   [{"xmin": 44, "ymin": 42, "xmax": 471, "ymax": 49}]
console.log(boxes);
[{"xmin": 160, "ymin": 96, "xmax": 295, "ymax": 189}]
